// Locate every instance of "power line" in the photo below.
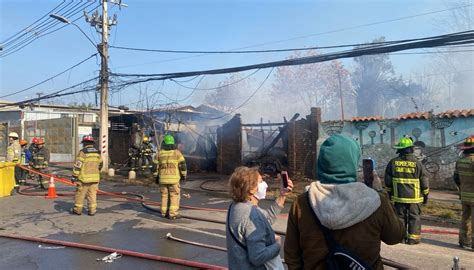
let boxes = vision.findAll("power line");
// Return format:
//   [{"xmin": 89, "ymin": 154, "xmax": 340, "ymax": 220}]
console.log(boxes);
[
  {"xmin": 0, "ymin": 77, "xmax": 99, "ymax": 108},
  {"xmin": 170, "ymin": 69, "xmax": 260, "ymax": 91},
  {"xmin": 0, "ymin": 0, "xmax": 67, "ymax": 44},
  {"xmin": 0, "ymin": 53, "xmax": 98, "ymax": 99},
  {"xmin": 109, "ymin": 40, "xmax": 473, "ymax": 55},
  {"xmin": 197, "ymin": 68, "xmax": 274, "ymax": 120},
  {"xmin": 110, "ymin": 31, "xmax": 474, "ymax": 82},
  {"xmin": 242, "ymin": 4, "xmax": 473, "ymax": 49},
  {"xmin": 111, "ymin": 3, "xmax": 473, "ymax": 69},
  {"xmin": 0, "ymin": 1, "xmax": 97, "ymax": 57}
]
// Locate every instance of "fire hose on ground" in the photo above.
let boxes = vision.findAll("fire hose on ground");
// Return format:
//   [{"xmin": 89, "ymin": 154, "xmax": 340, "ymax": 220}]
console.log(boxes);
[
  {"xmin": 14, "ymin": 165, "xmax": 460, "ymax": 269},
  {"xmin": 0, "ymin": 233, "xmax": 226, "ymax": 270}
]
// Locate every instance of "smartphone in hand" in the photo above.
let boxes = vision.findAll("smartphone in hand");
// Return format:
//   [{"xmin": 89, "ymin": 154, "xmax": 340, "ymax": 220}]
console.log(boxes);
[{"xmin": 281, "ymin": 171, "xmax": 289, "ymax": 188}]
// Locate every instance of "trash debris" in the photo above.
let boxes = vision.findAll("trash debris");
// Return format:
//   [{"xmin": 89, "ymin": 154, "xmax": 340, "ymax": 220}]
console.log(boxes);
[
  {"xmin": 38, "ymin": 244, "xmax": 65, "ymax": 250},
  {"xmin": 182, "ymin": 193, "xmax": 191, "ymax": 199},
  {"xmin": 96, "ymin": 252, "xmax": 122, "ymax": 263}
]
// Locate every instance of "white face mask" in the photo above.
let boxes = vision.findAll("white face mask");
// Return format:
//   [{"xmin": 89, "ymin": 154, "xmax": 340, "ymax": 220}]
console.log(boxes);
[{"xmin": 254, "ymin": 181, "xmax": 268, "ymax": 200}]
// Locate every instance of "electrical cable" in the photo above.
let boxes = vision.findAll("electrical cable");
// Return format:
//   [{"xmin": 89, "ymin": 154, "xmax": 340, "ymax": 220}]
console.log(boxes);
[
  {"xmin": 197, "ymin": 67, "xmax": 274, "ymax": 120},
  {"xmin": 110, "ymin": 4, "xmax": 472, "ymax": 69},
  {"xmin": 109, "ymin": 30, "xmax": 474, "ymax": 82},
  {"xmin": 0, "ymin": 2, "xmax": 98, "ymax": 57},
  {"xmin": 170, "ymin": 69, "xmax": 260, "ymax": 91},
  {"xmin": 0, "ymin": 0, "xmax": 67, "ymax": 44},
  {"xmin": 0, "ymin": 53, "xmax": 98, "ymax": 99},
  {"xmin": 0, "ymin": 77, "xmax": 99, "ymax": 108},
  {"xmin": 0, "ymin": 1, "xmax": 73, "ymax": 49}
]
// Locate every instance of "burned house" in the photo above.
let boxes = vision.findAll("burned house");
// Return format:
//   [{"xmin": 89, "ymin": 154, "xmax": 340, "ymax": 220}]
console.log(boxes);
[{"xmin": 108, "ymin": 105, "xmax": 231, "ymax": 172}]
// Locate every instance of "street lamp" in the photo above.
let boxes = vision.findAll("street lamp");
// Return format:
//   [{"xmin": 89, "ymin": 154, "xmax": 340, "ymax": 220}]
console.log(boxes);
[
  {"xmin": 50, "ymin": 12, "xmax": 110, "ymax": 172},
  {"xmin": 49, "ymin": 14, "xmax": 97, "ymax": 50}
]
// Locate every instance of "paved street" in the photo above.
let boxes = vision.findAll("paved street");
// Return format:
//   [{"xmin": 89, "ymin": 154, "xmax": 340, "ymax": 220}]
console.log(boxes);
[{"xmin": 0, "ymin": 174, "xmax": 473, "ymax": 269}]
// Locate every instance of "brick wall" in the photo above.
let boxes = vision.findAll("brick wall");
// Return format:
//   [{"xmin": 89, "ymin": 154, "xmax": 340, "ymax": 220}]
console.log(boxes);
[{"xmin": 217, "ymin": 114, "xmax": 242, "ymax": 174}]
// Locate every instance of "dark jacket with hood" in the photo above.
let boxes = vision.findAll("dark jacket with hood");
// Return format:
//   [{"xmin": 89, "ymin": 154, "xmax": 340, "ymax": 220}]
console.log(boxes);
[{"xmin": 284, "ymin": 134, "xmax": 404, "ymax": 270}]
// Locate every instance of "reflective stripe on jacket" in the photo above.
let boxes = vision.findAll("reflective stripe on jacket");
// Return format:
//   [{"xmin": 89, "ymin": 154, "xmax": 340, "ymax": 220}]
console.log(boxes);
[
  {"xmin": 73, "ymin": 145, "xmax": 102, "ymax": 183},
  {"xmin": 157, "ymin": 149, "xmax": 186, "ymax": 184},
  {"xmin": 384, "ymin": 154, "xmax": 429, "ymax": 204},
  {"xmin": 32, "ymin": 147, "xmax": 50, "ymax": 168},
  {"xmin": 7, "ymin": 141, "xmax": 21, "ymax": 164},
  {"xmin": 453, "ymin": 154, "xmax": 474, "ymax": 204}
]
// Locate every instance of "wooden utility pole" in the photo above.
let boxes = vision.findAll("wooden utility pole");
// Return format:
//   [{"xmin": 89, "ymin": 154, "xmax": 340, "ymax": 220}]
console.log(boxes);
[{"xmin": 99, "ymin": 0, "xmax": 110, "ymax": 171}]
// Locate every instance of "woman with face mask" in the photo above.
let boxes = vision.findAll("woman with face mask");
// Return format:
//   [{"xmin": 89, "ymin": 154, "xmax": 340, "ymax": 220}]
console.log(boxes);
[{"xmin": 226, "ymin": 166, "xmax": 293, "ymax": 270}]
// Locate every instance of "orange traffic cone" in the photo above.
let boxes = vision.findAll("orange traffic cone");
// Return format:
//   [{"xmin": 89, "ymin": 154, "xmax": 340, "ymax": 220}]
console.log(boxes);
[{"xmin": 45, "ymin": 176, "xmax": 58, "ymax": 199}]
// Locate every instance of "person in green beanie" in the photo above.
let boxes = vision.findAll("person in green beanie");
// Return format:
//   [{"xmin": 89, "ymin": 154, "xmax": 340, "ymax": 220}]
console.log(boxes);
[{"xmin": 284, "ymin": 134, "xmax": 404, "ymax": 270}]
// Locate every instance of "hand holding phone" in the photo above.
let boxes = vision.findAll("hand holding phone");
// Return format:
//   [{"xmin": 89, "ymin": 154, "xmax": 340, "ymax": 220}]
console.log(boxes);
[{"xmin": 281, "ymin": 171, "xmax": 289, "ymax": 188}]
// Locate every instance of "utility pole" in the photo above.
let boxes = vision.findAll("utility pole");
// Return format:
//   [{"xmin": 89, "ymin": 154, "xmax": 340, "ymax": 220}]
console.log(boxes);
[
  {"xmin": 337, "ymin": 69, "xmax": 345, "ymax": 121},
  {"xmin": 83, "ymin": 0, "xmax": 124, "ymax": 172},
  {"xmin": 99, "ymin": 0, "xmax": 110, "ymax": 172}
]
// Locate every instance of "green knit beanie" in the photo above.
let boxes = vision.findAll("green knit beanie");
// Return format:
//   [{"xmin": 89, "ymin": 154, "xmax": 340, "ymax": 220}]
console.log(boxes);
[{"xmin": 317, "ymin": 134, "xmax": 361, "ymax": 184}]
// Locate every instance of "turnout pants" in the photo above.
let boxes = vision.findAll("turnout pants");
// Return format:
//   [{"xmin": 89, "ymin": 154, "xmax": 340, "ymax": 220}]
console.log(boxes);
[
  {"xmin": 395, "ymin": 202, "xmax": 421, "ymax": 242},
  {"xmin": 14, "ymin": 166, "xmax": 22, "ymax": 187},
  {"xmin": 459, "ymin": 203, "xmax": 473, "ymax": 247},
  {"xmin": 160, "ymin": 183, "xmax": 180, "ymax": 218},
  {"xmin": 73, "ymin": 182, "xmax": 99, "ymax": 215}
]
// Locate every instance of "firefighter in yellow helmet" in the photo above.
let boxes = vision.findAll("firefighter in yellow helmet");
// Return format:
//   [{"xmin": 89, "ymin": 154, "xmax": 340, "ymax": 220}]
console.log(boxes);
[
  {"xmin": 7, "ymin": 132, "xmax": 21, "ymax": 191},
  {"xmin": 155, "ymin": 134, "xmax": 187, "ymax": 219},
  {"xmin": 71, "ymin": 135, "xmax": 103, "ymax": 216},
  {"xmin": 140, "ymin": 135, "xmax": 155, "ymax": 173},
  {"xmin": 384, "ymin": 136, "xmax": 429, "ymax": 245},
  {"xmin": 454, "ymin": 135, "xmax": 474, "ymax": 249}
]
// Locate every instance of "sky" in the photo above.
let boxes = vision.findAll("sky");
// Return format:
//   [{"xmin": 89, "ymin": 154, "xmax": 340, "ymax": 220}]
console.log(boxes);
[{"xmin": 0, "ymin": 0, "xmax": 471, "ymax": 112}]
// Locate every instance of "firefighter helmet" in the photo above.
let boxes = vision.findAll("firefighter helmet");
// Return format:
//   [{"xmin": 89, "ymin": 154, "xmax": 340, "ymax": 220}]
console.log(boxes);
[
  {"xmin": 82, "ymin": 135, "xmax": 94, "ymax": 143},
  {"xmin": 8, "ymin": 132, "xmax": 19, "ymax": 138},
  {"xmin": 31, "ymin": 137, "xmax": 39, "ymax": 144},
  {"xmin": 393, "ymin": 137, "xmax": 414, "ymax": 149},
  {"xmin": 36, "ymin": 138, "xmax": 45, "ymax": 145},
  {"xmin": 143, "ymin": 136, "xmax": 149, "ymax": 143},
  {"xmin": 19, "ymin": 139, "xmax": 28, "ymax": 146},
  {"xmin": 163, "ymin": 134, "xmax": 175, "ymax": 145},
  {"xmin": 459, "ymin": 135, "xmax": 474, "ymax": 150}
]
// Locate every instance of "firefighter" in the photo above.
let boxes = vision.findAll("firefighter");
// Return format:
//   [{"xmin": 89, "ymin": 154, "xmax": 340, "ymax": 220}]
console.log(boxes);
[
  {"xmin": 18, "ymin": 139, "xmax": 31, "ymax": 185},
  {"xmin": 128, "ymin": 145, "xmax": 140, "ymax": 171},
  {"xmin": 453, "ymin": 135, "xmax": 474, "ymax": 249},
  {"xmin": 140, "ymin": 136, "xmax": 155, "ymax": 172},
  {"xmin": 6, "ymin": 132, "xmax": 21, "ymax": 191},
  {"xmin": 385, "ymin": 136, "xmax": 429, "ymax": 245},
  {"xmin": 71, "ymin": 135, "xmax": 103, "ymax": 216},
  {"xmin": 31, "ymin": 138, "xmax": 50, "ymax": 189},
  {"xmin": 155, "ymin": 134, "xmax": 187, "ymax": 219}
]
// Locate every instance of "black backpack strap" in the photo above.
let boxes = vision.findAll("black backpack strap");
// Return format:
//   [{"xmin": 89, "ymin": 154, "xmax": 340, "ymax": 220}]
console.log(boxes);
[
  {"xmin": 305, "ymin": 192, "xmax": 338, "ymax": 250},
  {"xmin": 227, "ymin": 203, "xmax": 248, "ymax": 251}
]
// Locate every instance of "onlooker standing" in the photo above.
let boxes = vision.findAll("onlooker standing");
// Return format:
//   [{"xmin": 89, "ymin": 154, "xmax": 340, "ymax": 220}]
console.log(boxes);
[
  {"xmin": 385, "ymin": 136, "xmax": 429, "ymax": 245},
  {"xmin": 71, "ymin": 136, "xmax": 103, "ymax": 216},
  {"xmin": 227, "ymin": 166, "xmax": 293, "ymax": 270},
  {"xmin": 155, "ymin": 134, "xmax": 187, "ymax": 219},
  {"xmin": 453, "ymin": 135, "xmax": 474, "ymax": 249},
  {"xmin": 285, "ymin": 134, "xmax": 404, "ymax": 270}
]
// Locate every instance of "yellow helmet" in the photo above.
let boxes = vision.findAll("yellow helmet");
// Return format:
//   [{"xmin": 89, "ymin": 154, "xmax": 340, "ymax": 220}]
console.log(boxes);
[
  {"xmin": 8, "ymin": 132, "xmax": 19, "ymax": 138},
  {"xmin": 143, "ymin": 136, "xmax": 149, "ymax": 143}
]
